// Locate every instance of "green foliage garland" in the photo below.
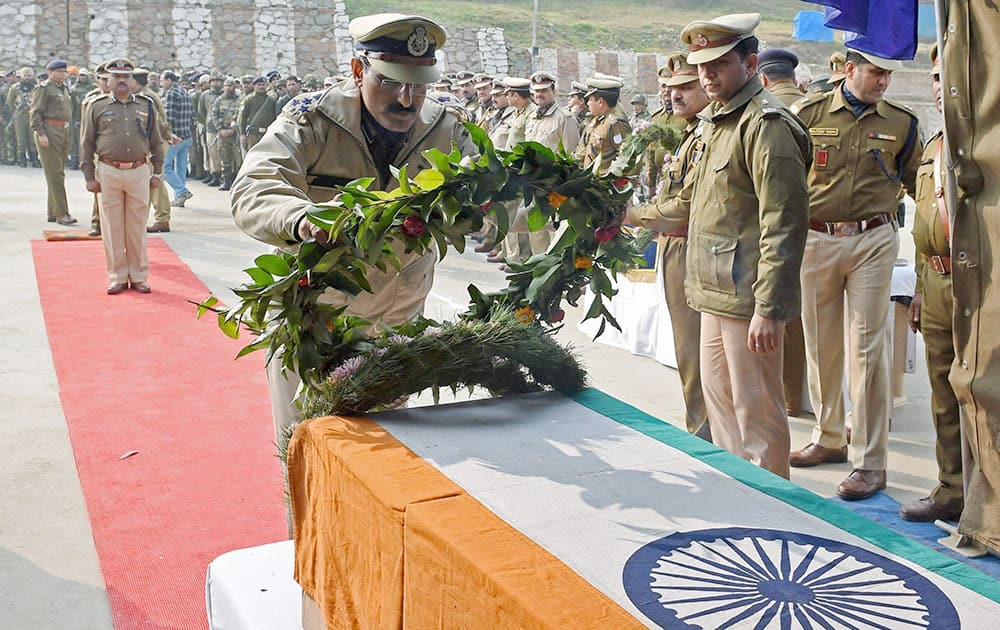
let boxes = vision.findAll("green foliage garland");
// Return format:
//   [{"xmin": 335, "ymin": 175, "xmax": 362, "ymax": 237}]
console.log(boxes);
[{"xmin": 198, "ymin": 122, "xmax": 662, "ymax": 412}]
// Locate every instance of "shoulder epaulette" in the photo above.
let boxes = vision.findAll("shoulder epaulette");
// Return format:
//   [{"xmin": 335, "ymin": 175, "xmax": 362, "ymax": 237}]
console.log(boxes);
[
  {"xmin": 882, "ymin": 98, "xmax": 918, "ymax": 119},
  {"xmin": 134, "ymin": 92, "xmax": 155, "ymax": 104},
  {"xmin": 281, "ymin": 91, "xmax": 323, "ymax": 121},
  {"xmin": 789, "ymin": 91, "xmax": 830, "ymax": 114}
]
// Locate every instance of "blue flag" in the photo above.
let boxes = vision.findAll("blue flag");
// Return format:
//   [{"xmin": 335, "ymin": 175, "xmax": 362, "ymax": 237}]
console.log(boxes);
[
  {"xmin": 803, "ymin": 0, "xmax": 918, "ymax": 60},
  {"xmin": 825, "ymin": 2, "xmax": 870, "ymax": 34}
]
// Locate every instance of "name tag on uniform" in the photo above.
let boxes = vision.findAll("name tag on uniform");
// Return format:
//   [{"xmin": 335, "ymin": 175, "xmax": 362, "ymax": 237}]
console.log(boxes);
[
  {"xmin": 869, "ymin": 132, "xmax": 897, "ymax": 141},
  {"xmin": 809, "ymin": 127, "xmax": 839, "ymax": 137},
  {"xmin": 816, "ymin": 149, "xmax": 829, "ymax": 168}
]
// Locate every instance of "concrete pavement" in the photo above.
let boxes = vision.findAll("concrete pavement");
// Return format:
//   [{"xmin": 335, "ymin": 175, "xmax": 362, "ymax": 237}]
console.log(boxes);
[{"xmin": 0, "ymin": 163, "xmax": 942, "ymax": 626}]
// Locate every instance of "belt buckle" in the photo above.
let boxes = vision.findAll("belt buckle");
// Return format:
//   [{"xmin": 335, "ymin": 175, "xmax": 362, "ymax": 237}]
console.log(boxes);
[
  {"xmin": 836, "ymin": 222, "xmax": 858, "ymax": 237},
  {"xmin": 930, "ymin": 256, "xmax": 946, "ymax": 274}
]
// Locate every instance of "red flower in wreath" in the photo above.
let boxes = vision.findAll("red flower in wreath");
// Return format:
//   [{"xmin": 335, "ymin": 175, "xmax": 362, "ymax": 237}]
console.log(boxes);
[{"xmin": 401, "ymin": 215, "xmax": 426, "ymax": 237}]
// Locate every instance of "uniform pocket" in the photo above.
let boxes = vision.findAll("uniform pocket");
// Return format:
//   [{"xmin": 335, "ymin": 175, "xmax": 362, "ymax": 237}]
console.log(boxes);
[{"xmin": 692, "ymin": 233, "xmax": 739, "ymax": 295}]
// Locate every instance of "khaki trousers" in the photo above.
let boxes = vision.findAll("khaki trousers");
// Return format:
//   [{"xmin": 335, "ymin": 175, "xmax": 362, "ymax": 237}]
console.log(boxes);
[
  {"xmin": 150, "ymin": 179, "xmax": 171, "ymax": 224},
  {"xmin": 659, "ymin": 236, "xmax": 710, "ymax": 439},
  {"xmin": 36, "ymin": 126, "xmax": 70, "ymax": 219},
  {"xmin": 919, "ymin": 269, "xmax": 964, "ymax": 512},
  {"xmin": 96, "ymin": 161, "xmax": 151, "ymax": 284},
  {"xmin": 801, "ymin": 223, "xmax": 898, "ymax": 470},
  {"xmin": 700, "ymin": 313, "xmax": 789, "ymax": 478},
  {"xmin": 206, "ymin": 131, "xmax": 221, "ymax": 173},
  {"xmin": 267, "ymin": 249, "xmax": 436, "ymax": 445}
]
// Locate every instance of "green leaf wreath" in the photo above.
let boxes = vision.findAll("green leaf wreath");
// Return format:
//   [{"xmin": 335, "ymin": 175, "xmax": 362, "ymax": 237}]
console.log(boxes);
[{"xmin": 197, "ymin": 121, "xmax": 678, "ymax": 416}]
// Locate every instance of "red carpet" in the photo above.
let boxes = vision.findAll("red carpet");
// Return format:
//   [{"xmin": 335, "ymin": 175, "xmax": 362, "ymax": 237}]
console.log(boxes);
[{"xmin": 32, "ymin": 238, "xmax": 288, "ymax": 629}]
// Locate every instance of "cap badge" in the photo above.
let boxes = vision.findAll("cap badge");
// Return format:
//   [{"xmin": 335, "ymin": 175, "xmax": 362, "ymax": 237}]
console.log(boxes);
[
  {"xmin": 407, "ymin": 26, "xmax": 430, "ymax": 56},
  {"xmin": 695, "ymin": 33, "xmax": 709, "ymax": 47}
]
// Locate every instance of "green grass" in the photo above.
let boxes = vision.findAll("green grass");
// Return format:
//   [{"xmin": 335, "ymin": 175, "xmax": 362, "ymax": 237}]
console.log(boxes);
[{"xmin": 344, "ymin": 0, "xmax": 806, "ymax": 52}]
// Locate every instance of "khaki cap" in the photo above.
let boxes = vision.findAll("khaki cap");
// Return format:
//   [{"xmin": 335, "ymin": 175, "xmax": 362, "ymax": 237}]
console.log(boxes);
[
  {"xmin": 584, "ymin": 73, "xmax": 623, "ymax": 98},
  {"xmin": 568, "ymin": 80, "xmax": 587, "ymax": 96},
  {"xmin": 929, "ymin": 43, "xmax": 939, "ymax": 75},
  {"xmin": 453, "ymin": 70, "xmax": 475, "ymax": 86},
  {"xmin": 664, "ymin": 51, "xmax": 698, "ymax": 86},
  {"xmin": 350, "ymin": 13, "xmax": 447, "ymax": 84},
  {"xmin": 854, "ymin": 49, "xmax": 903, "ymax": 71},
  {"xmin": 105, "ymin": 58, "xmax": 135, "ymax": 75},
  {"xmin": 530, "ymin": 71, "xmax": 557, "ymax": 90},
  {"xmin": 829, "ymin": 51, "xmax": 847, "ymax": 81},
  {"xmin": 473, "ymin": 72, "xmax": 493, "ymax": 88},
  {"xmin": 681, "ymin": 13, "xmax": 760, "ymax": 65},
  {"xmin": 503, "ymin": 76, "xmax": 531, "ymax": 91}
]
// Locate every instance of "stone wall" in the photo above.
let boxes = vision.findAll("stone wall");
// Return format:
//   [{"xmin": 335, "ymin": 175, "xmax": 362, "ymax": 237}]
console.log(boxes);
[{"xmin": 0, "ymin": 2, "xmax": 932, "ymax": 118}]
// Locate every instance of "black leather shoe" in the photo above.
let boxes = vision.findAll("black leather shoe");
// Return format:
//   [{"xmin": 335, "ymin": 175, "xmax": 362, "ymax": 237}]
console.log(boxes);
[
  {"xmin": 88, "ymin": 228, "xmax": 101, "ymax": 237},
  {"xmin": 899, "ymin": 497, "xmax": 962, "ymax": 522}
]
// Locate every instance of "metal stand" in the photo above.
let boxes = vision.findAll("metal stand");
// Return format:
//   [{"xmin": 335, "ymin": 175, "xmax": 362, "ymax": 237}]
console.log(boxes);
[{"xmin": 935, "ymin": 519, "xmax": 989, "ymax": 558}]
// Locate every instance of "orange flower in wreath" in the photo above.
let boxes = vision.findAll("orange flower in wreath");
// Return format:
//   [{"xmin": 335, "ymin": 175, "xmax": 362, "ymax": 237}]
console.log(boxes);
[
  {"xmin": 546, "ymin": 191, "xmax": 568, "ymax": 209},
  {"xmin": 514, "ymin": 305, "xmax": 535, "ymax": 324}
]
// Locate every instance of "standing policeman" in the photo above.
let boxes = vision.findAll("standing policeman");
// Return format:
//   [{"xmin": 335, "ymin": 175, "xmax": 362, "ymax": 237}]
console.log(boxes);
[
  {"xmin": 210, "ymin": 77, "xmax": 242, "ymax": 191},
  {"xmin": 237, "ymin": 76, "xmax": 277, "ymax": 152},
  {"xmin": 681, "ymin": 13, "xmax": 810, "ymax": 478},
  {"xmin": 30, "ymin": 59, "xmax": 76, "ymax": 225},
  {"xmin": 789, "ymin": 50, "xmax": 920, "ymax": 500},
  {"xmin": 627, "ymin": 51, "xmax": 712, "ymax": 441}
]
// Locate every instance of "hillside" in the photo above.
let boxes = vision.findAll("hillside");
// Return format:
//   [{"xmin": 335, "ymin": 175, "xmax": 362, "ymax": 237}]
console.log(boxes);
[{"xmin": 344, "ymin": 0, "xmax": 809, "ymax": 53}]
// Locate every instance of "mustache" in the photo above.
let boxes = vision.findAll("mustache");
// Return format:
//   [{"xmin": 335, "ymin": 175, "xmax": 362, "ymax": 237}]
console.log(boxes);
[{"xmin": 385, "ymin": 103, "xmax": 417, "ymax": 114}]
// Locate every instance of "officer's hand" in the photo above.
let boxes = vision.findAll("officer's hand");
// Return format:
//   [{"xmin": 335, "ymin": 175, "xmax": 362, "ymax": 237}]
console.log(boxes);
[
  {"xmin": 170, "ymin": 134, "xmax": 181, "ymax": 145},
  {"xmin": 37, "ymin": 134, "xmax": 49, "ymax": 148},
  {"xmin": 297, "ymin": 218, "xmax": 330, "ymax": 246},
  {"xmin": 150, "ymin": 175, "xmax": 160, "ymax": 189},
  {"xmin": 908, "ymin": 293, "xmax": 922, "ymax": 333},
  {"xmin": 85, "ymin": 179, "xmax": 101, "ymax": 194},
  {"xmin": 748, "ymin": 313, "xmax": 782, "ymax": 354}
]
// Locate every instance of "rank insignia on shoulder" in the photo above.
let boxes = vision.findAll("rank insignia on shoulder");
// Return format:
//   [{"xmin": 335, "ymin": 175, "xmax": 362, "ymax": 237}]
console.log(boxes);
[
  {"xmin": 868, "ymin": 132, "xmax": 897, "ymax": 141},
  {"xmin": 809, "ymin": 127, "xmax": 839, "ymax": 137},
  {"xmin": 761, "ymin": 107, "xmax": 778, "ymax": 115},
  {"xmin": 283, "ymin": 93, "xmax": 319, "ymax": 118}
]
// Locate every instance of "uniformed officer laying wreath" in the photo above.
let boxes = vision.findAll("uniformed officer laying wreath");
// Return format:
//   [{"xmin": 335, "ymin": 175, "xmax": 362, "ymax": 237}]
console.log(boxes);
[
  {"xmin": 231, "ymin": 13, "xmax": 476, "ymax": 448},
  {"xmin": 678, "ymin": 13, "xmax": 810, "ymax": 479}
]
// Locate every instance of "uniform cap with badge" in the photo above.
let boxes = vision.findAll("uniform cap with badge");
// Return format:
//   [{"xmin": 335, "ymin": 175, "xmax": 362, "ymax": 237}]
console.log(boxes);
[
  {"xmin": 663, "ymin": 52, "xmax": 699, "ymax": 87},
  {"xmin": 351, "ymin": 13, "xmax": 447, "ymax": 84},
  {"xmin": 584, "ymin": 73, "xmax": 624, "ymax": 99},
  {"xmin": 105, "ymin": 58, "xmax": 135, "ymax": 75},
  {"xmin": 252, "ymin": 76, "xmax": 266, "ymax": 85},
  {"xmin": 680, "ymin": 13, "xmax": 760, "ymax": 65},
  {"xmin": 46, "ymin": 59, "xmax": 69, "ymax": 72},
  {"xmin": 503, "ymin": 76, "xmax": 531, "ymax": 95},
  {"xmin": 473, "ymin": 72, "xmax": 493, "ymax": 89},
  {"xmin": 453, "ymin": 70, "xmax": 475, "ymax": 86},
  {"xmin": 567, "ymin": 80, "xmax": 588, "ymax": 97},
  {"xmin": 530, "ymin": 71, "xmax": 558, "ymax": 91}
]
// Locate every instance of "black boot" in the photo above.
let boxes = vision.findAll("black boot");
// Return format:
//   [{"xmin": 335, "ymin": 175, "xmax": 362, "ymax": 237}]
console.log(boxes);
[
  {"xmin": 31, "ymin": 155, "xmax": 41, "ymax": 168},
  {"xmin": 210, "ymin": 172, "xmax": 223, "ymax": 186},
  {"xmin": 219, "ymin": 175, "xmax": 233, "ymax": 191}
]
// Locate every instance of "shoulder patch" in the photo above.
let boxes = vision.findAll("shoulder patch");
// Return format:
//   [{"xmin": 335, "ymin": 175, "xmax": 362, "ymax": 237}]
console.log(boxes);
[
  {"xmin": 135, "ymin": 93, "xmax": 154, "ymax": 104},
  {"xmin": 883, "ymin": 98, "xmax": 918, "ymax": 119},
  {"xmin": 761, "ymin": 107, "xmax": 781, "ymax": 118}
]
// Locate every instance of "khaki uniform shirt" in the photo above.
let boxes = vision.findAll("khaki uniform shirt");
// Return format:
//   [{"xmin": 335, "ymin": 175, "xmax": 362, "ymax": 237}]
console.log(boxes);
[
  {"xmin": 79, "ymin": 92, "xmax": 164, "ymax": 179},
  {"xmin": 912, "ymin": 130, "xmax": 948, "ymax": 294},
  {"xmin": 632, "ymin": 119, "xmax": 703, "ymax": 233},
  {"xmin": 487, "ymin": 106, "xmax": 515, "ymax": 151},
  {"xmin": 686, "ymin": 76, "xmax": 811, "ymax": 322},
  {"xmin": 29, "ymin": 79, "xmax": 72, "ymax": 132},
  {"xmin": 141, "ymin": 86, "xmax": 171, "ymax": 139},
  {"xmin": 766, "ymin": 81, "xmax": 804, "ymax": 108},
  {"xmin": 231, "ymin": 82, "xmax": 476, "ymax": 248},
  {"xmin": 506, "ymin": 104, "xmax": 534, "ymax": 147},
  {"xmin": 525, "ymin": 103, "xmax": 580, "ymax": 153},
  {"xmin": 792, "ymin": 86, "xmax": 920, "ymax": 222},
  {"xmin": 573, "ymin": 113, "xmax": 630, "ymax": 175},
  {"xmin": 238, "ymin": 92, "xmax": 278, "ymax": 135}
]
